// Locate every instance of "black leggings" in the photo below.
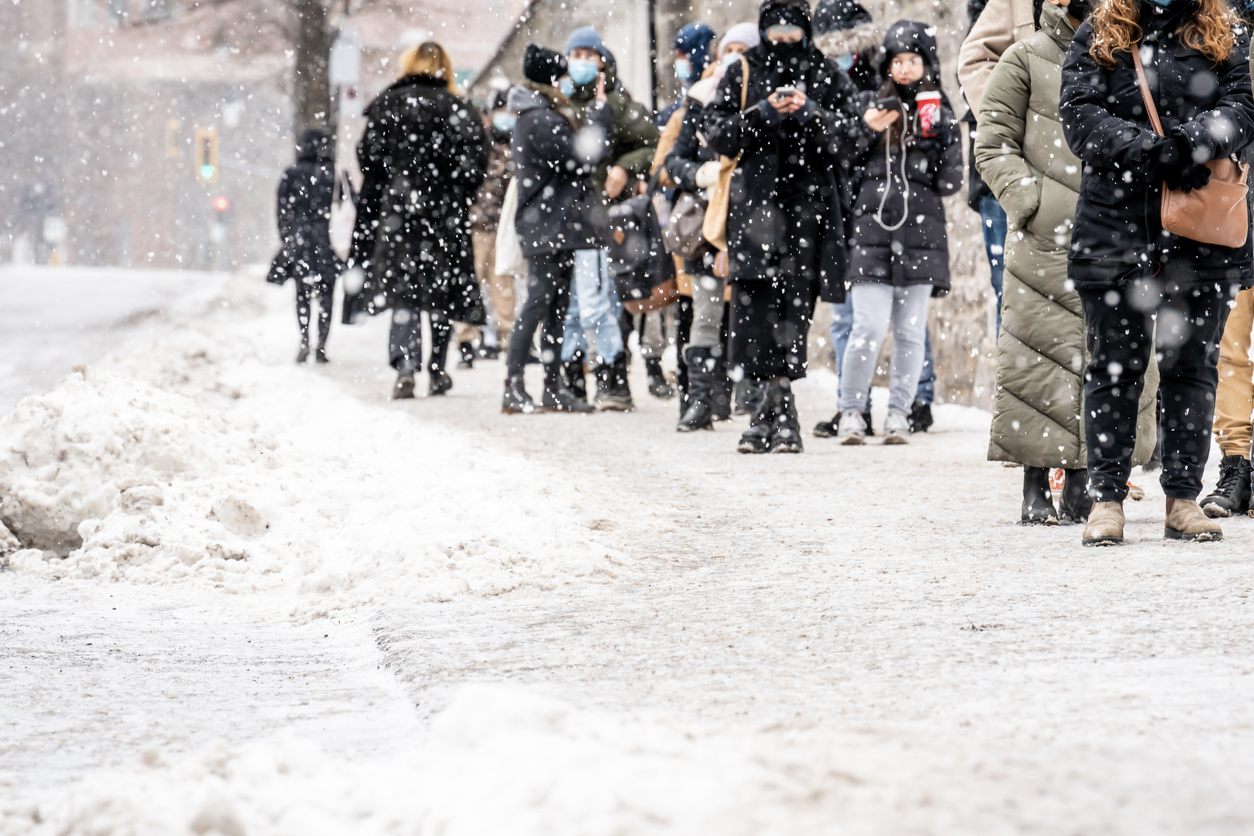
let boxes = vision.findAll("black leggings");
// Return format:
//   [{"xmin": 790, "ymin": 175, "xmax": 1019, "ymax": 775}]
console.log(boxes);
[
  {"xmin": 1080, "ymin": 278, "xmax": 1234, "ymax": 502},
  {"xmin": 507, "ymin": 251, "xmax": 573, "ymax": 378},
  {"xmin": 296, "ymin": 273, "xmax": 335, "ymax": 350}
]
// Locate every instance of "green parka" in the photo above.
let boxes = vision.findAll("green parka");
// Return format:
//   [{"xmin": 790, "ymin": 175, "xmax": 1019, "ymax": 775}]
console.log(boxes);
[
  {"xmin": 974, "ymin": 1, "xmax": 1157, "ymax": 469},
  {"xmin": 568, "ymin": 53, "xmax": 660, "ymax": 201}
]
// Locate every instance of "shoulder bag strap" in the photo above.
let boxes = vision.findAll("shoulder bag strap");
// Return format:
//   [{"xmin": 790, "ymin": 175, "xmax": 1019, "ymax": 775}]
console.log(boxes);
[
  {"xmin": 737, "ymin": 54, "xmax": 750, "ymax": 112},
  {"xmin": 1131, "ymin": 46, "xmax": 1165, "ymax": 137}
]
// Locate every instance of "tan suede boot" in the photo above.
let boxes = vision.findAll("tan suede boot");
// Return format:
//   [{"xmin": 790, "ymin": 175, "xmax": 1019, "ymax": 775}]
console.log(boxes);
[
  {"xmin": 1164, "ymin": 498, "xmax": 1223, "ymax": 541},
  {"xmin": 1082, "ymin": 502, "xmax": 1125, "ymax": 546}
]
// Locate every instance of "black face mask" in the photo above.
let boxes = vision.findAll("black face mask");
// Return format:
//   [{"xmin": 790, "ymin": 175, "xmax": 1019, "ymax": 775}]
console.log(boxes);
[{"xmin": 895, "ymin": 78, "xmax": 923, "ymax": 100}]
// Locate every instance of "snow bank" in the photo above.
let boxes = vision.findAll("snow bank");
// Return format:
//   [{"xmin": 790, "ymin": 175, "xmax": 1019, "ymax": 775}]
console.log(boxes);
[
  {"xmin": 1, "ymin": 685, "xmax": 807, "ymax": 836},
  {"xmin": 2, "ymin": 340, "xmax": 623, "ymax": 616}
]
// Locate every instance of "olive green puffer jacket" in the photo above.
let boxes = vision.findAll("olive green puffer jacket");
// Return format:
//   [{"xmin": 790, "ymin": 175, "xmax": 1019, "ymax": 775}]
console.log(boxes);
[{"xmin": 974, "ymin": 1, "xmax": 1157, "ymax": 469}]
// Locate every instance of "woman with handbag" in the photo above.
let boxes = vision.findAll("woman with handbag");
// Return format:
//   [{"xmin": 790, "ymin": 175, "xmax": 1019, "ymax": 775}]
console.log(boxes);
[
  {"xmin": 704, "ymin": 0, "xmax": 868, "ymax": 454},
  {"xmin": 1060, "ymin": 0, "xmax": 1254, "ymax": 545},
  {"xmin": 346, "ymin": 42, "xmax": 489, "ymax": 400},
  {"xmin": 666, "ymin": 22, "xmax": 760, "ymax": 432}
]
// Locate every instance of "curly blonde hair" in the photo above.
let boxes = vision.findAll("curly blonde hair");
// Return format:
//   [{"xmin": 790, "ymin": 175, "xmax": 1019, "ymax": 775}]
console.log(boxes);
[
  {"xmin": 1089, "ymin": 0, "xmax": 1238, "ymax": 68},
  {"xmin": 399, "ymin": 41, "xmax": 460, "ymax": 93}
]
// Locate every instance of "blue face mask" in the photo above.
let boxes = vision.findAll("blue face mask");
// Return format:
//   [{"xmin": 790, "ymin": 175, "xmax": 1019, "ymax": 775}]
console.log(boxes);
[
  {"xmin": 568, "ymin": 59, "xmax": 600, "ymax": 85},
  {"xmin": 836, "ymin": 53, "xmax": 855, "ymax": 71},
  {"xmin": 559, "ymin": 78, "xmax": 575, "ymax": 97},
  {"xmin": 674, "ymin": 57, "xmax": 692, "ymax": 81},
  {"xmin": 492, "ymin": 113, "xmax": 516, "ymax": 133}
]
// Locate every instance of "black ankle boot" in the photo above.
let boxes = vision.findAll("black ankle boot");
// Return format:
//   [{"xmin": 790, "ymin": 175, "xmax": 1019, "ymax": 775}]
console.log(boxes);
[
  {"xmin": 429, "ymin": 368, "xmax": 453, "ymax": 396},
  {"xmin": 737, "ymin": 381, "xmax": 779, "ymax": 454},
  {"xmin": 677, "ymin": 347, "xmax": 714, "ymax": 432},
  {"xmin": 458, "ymin": 341, "xmax": 475, "ymax": 369},
  {"xmin": 734, "ymin": 378, "xmax": 766, "ymax": 416},
  {"xmin": 768, "ymin": 385, "xmax": 803, "ymax": 453},
  {"xmin": 645, "ymin": 357, "xmax": 674, "ymax": 399},
  {"xmin": 1201, "ymin": 455, "xmax": 1253, "ymax": 517},
  {"xmin": 1058, "ymin": 468, "xmax": 1093, "ymax": 524},
  {"xmin": 1021, "ymin": 466, "xmax": 1057, "ymax": 524},
  {"xmin": 501, "ymin": 375, "xmax": 535, "ymax": 414},
  {"xmin": 563, "ymin": 351, "xmax": 587, "ymax": 401},
  {"xmin": 542, "ymin": 375, "xmax": 595, "ymax": 413}
]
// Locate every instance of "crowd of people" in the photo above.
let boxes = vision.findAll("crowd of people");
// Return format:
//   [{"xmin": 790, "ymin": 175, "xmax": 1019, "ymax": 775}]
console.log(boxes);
[{"xmin": 268, "ymin": 0, "xmax": 1254, "ymax": 547}]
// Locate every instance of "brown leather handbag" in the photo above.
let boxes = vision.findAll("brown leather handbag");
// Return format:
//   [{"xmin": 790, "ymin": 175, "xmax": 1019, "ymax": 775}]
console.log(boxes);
[{"xmin": 1132, "ymin": 48, "xmax": 1249, "ymax": 248}]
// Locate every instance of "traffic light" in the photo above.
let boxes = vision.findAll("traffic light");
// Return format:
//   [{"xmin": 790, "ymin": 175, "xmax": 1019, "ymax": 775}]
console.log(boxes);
[
  {"xmin": 213, "ymin": 195, "xmax": 230, "ymax": 213},
  {"xmin": 194, "ymin": 127, "xmax": 219, "ymax": 183}
]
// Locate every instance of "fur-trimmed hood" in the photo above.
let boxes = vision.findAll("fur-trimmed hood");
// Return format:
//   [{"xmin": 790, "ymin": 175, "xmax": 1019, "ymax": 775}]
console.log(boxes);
[{"xmin": 815, "ymin": 21, "xmax": 883, "ymax": 59}]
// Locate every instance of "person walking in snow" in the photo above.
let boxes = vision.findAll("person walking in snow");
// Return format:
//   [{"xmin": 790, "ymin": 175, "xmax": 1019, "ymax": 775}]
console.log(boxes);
[
  {"xmin": 666, "ymin": 22, "xmax": 760, "ymax": 432},
  {"xmin": 833, "ymin": 21, "xmax": 962, "ymax": 447},
  {"xmin": 268, "ymin": 128, "xmax": 342, "ymax": 365},
  {"xmin": 703, "ymin": 0, "xmax": 866, "ymax": 455},
  {"xmin": 501, "ymin": 44, "xmax": 613, "ymax": 414},
  {"xmin": 975, "ymin": 0, "xmax": 1159, "ymax": 525},
  {"xmin": 1059, "ymin": 0, "xmax": 1254, "ymax": 545},
  {"xmin": 346, "ymin": 41, "xmax": 489, "ymax": 400}
]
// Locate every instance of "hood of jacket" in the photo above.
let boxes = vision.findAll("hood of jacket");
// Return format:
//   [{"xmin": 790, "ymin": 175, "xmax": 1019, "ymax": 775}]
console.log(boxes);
[
  {"xmin": 880, "ymin": 20, "xmax": 942, "ymax": 86},
  {"xmin": 815, "ymin": 20, "xmax": 883, "ymax": 60},
  {"xmin": 758, "ymin": 0, "xmax": 814, "ymax": 40},
  {"xmin": 1039, "ymin": 0, "xmax": 1077, "ymax": 51},
  {"xmin": 510, "ymin": 82, "xmax": 581, "ymax": 129}
]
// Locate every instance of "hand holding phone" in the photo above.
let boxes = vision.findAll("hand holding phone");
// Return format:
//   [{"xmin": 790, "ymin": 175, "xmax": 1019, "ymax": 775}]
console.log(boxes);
[{"xmin": 874, "ymin": 96, "xmax": 901, "ymax": 114}]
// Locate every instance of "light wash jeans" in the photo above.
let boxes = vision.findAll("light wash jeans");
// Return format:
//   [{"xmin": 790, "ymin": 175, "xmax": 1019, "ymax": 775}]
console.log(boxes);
[
  {"xmin": 838, "ymin": 283, "xmax": 932, "ymax": 415},
  {"xmin": 831, "ymin": 298, "xmax": 935, "ymax": 405},
  {"xmin": 979, "ymin": 194, "xmax": 1007, "ymax": 336},
  {"xmin": 562, "ymin": 249, "xmax": 624, "ymax": 363}
]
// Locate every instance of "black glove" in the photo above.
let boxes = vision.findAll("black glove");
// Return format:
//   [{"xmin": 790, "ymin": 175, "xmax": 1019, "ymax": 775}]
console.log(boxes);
[
  {"xmin": 1147, "ymin": 135, "xmax": 1189, "ymax": 184},
  {"xmin": 1168, "ymin": 163, "xmax": 1211, "ymax": 193}
]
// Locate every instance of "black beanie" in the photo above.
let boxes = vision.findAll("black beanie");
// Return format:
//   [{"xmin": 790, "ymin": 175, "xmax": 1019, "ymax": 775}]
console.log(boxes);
[
  {"xmin": 1067, "ymin": 0, "xmax": 1095, "ymax": 20},
  {"xmin": 523, "ymin": 44, "xmax": 567, "ymax": 85},
  {"xmin": 759, "ymin": 0, "xmax": 813, "ymax": 39}
]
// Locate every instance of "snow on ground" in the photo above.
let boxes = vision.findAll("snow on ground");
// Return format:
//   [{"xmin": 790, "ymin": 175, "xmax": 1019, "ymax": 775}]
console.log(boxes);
[{"xmin": 3, "ymin": 265, "xmax": 1254, "ymax": 834}]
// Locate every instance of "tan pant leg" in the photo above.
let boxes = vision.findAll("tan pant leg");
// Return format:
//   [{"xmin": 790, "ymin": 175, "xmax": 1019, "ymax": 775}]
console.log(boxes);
[
  {"xmin": 1215, "ymin": 286, "xmax": 1254, "ymax": 458},
  {"xmin": 476, "ymin": 229, "xmax": 516, "ymax": 342}
]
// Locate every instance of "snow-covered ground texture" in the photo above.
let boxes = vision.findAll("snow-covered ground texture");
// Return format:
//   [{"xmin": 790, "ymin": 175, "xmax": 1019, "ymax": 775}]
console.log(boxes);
[{"xmin": 4, "ymin": 265, "xmax": 1254, "ymax": 834}]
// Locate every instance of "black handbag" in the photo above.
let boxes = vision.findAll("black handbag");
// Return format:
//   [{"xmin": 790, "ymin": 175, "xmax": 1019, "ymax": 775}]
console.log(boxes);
[
  {"xmin": 662, "ymin": 191, "xmax": 709, "ymax": 259},
  {"xmin": 605, "ymin": 176, "xmax": 676, "ymax": 309}
]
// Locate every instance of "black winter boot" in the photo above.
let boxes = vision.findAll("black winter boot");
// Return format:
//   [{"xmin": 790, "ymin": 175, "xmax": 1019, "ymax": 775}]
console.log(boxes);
[
  {"xmin": 458, "ymin": 341, "xmax": 475, "ymax": 369},
  {"xmin": 1058, "ymin": 468, "xmax": 1093, "ymax": 524},
  {"xmin": 734, "ymin": 378, "xmax": 766, "ymax": 417},
  {"xmin": 563, "ymin": 350, "xmax": 588, "ymax": 402},
  {"xmin": 429, "ymin": 368, "xmax": 453, "ymax": 396},
  {"xmin": 501, "ymin": 375, "xmax": 535, "ymax": 414},
  {"xmin": 908, "ymin": 401, "xmax": 933, "ymax": 433},
  {"xmin": 645, "ymin": 357, "xmax": 675, "ymax": 399},
  {"xmin": 594, "ymin": 353, "xmax": 635, "ymax": 411},
  {"xmin": 711, "ymin": 351, "xmax": 732, "ymax": 421},
  {"xmin": 677, "ymin": 347, "xmax": 715, "ymax": 432},
  {"xmin": 737, "ymin": 381, "xmax": 779, "ymax": 454},
  {"xmin": 296, "ymin": 338, "xmax": 310, "ymax": 364},
  {"xmin": 392, "ymin": 371, "xmax": 416, "ymax": 400},
  {"xmin": 1201, "ymin": 455, "xmax": 1253, "ymax": 518},
  {"xmin": 542, "ymin": 375, "xmax": 596, "ymax": 413},
  {"xmin": 768, "ymin": 385, "xmax": 803, "ymax": 453},
  {"xmin": 1021, "ymin": 466, "xmax": 1058, "ymax": 524}
]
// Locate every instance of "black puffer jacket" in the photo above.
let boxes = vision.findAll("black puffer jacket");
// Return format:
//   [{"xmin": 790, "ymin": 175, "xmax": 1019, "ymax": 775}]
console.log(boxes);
[
  {"xmin": 847, "ymin": 21, "xmax": 963, "ymax": 294},
  {"xmin": 346, "ymin": 74, "xmax": 489, "ymax": 322},
  {"xmin": 702, "ymin": 0, "xmax": 870, "ymax": 301},
  {"xmin": 664, "ymin": 86, "xmax": 720, "ymax": 193},
  {"xmin": 269, "ymin": 129, "xmax": 341, "ymax": 285},
  {"xmin": 1060, "ymin": 0, "xmax": 1254, "ymax": 289},
  {"xmin": 509, "ymin": 82, "xmax": 612, "ymax": 257}
]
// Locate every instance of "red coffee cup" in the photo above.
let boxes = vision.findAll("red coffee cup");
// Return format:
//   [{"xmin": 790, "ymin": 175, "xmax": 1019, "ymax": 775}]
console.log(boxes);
[{"xmin": 917, "ymin": 91, "xmax": 942, "ymax": 138}]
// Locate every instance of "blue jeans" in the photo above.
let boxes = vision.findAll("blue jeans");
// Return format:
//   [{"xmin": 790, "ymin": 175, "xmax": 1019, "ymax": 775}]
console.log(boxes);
[
  {"xmin": 831, "ymin": 298, "xmax": 935, "ymax": 405},
  {"xmin": 562, "ymin": 249, "xmax": 624, "ymax": 363},
  {"xmin": 979, "ymin": 194, "xmax": 1007, "ymax": 335}
]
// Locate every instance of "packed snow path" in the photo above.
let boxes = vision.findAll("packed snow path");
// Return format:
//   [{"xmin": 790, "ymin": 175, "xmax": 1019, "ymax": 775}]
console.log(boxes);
[{"xmin": 2, "ymin": 266, "xmax": 1253, "ymax": 834}]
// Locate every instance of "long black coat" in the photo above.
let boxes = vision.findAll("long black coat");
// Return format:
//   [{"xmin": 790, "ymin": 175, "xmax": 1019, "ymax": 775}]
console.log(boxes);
[
  {"xmin": 847, "ymin": 86, "xmax": 963, "ymax": 295},
  {"xmin": 508, "ymin": 83, "xmax": 612, "ymax": 257},
  {"xmin": 664, "ymin": 94, "xmax": 719, "ymax": 194},
  {"xmin": 1060, "ymin": 0, "xmax": 1254, "ymax": 289},
  {"xmin": 346, "ymin": 74, "xmax": 488, "ymax": 323},
  {"xmin": 268, "ymin": 132, "xmax": 341, "ymax": 286},
  {"xmin": 702, "ymin": 40, "xmax": 868, "ymax": 301}
]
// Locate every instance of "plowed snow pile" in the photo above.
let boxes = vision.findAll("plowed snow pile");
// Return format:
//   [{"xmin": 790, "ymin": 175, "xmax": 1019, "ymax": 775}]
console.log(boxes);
[
  {"xmin": 2, "ymin": 685, "xmax": 823, "ymax": 836},
  {"xmin": 0, "ymin": 350, "xmax": 622, "ymax": 616}
]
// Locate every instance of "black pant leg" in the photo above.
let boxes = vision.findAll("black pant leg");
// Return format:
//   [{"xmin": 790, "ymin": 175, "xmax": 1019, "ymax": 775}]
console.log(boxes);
[
  {"xmin": 539, "ymin": 255, "xmax": 572, "ymax": 379},
  {"xmin": 295, "ymin": 278, "xmax": 313, "ymax": 344},
  {"xmin": 1079, "ymin": 287, "xmax": 1153, "ymax": 502},
  {"xmin": 507, "ymin": 252, "xmax": 570, "ymax": 377},
  {"xmin": 428, "ymin": 309, "xmax": 452, "ymax": 373},
  {"xmin": 1158, "ymin": 282, "xmax": 1231, "ymax": 499}
]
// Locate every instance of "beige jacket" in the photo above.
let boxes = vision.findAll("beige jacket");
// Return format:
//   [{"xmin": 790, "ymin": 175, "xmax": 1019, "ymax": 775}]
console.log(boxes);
[{"xmin": 958, "ymin": 0, "xmax": 1036, "ymax": 115}]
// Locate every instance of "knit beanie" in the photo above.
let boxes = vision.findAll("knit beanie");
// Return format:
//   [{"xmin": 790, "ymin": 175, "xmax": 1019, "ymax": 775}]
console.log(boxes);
[
  {"xmin": 719, "ymin": 22, "xmax": 761, "ymax": 56},
  {"xmin": 523, "ymin": 43, "xmax": 567, "ymax": 85}
]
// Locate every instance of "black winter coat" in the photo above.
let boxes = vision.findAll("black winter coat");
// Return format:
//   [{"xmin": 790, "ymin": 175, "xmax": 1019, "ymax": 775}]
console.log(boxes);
[
  {"xmin": 664, "ymin": 97, "xmax": 719, "ymax": 195},
  {"xmin": 269, "ymin": 132, "xmax": 341, "ymax": 286},
  {"xmin": 509, "ymin": 83, "xmax": 612, "ymax": 257},
  {"xmin": 1060, "ymin": 0, "xmax": 1254, "ymax": 289},
  {"xmin": 703, "ymin": 42, "xmax": 868, "ymax": 301},
  {"xmin": 847, "ymin": 85, "xmax": 963, "ymax": 294},
  {"xmin": 346, "ymin": 74, "xmax": 489, "ymax": 323}
]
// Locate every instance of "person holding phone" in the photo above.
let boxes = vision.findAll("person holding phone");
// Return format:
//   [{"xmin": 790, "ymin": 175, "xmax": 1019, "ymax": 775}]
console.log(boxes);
[
  {"xmin": 703, "ymin": 0, "xmax": 869, "ymax": 454},
  {"xmin": 833, "ymin": 20, "xmax": 962, "ymax": 445}
]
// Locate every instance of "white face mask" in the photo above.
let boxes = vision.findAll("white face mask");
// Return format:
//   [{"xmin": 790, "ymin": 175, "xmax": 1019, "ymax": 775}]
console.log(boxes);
[{"xmin": 720, "ymin": 52, "xmax": 742, "ymax": 68}]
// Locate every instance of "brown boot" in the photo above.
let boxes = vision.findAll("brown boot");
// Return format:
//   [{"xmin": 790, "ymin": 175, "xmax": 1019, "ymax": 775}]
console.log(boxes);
[
  {"xmin": 1082, "ymin": 502, "xmax": 1125, "ymax": 546},
  {"xmin": 1164, "ymin": 498, "xmax": 1223, "ymax": 541}
]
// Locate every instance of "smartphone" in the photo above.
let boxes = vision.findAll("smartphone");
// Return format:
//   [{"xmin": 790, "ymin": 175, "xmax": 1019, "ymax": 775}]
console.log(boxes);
[
  {"xmin": 875, "ymin": 96, "xmax": 901, "ymax": 113},
  {"xmin": 774, "ymin": 86, "xmax": 799, "ymax": 98}
]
